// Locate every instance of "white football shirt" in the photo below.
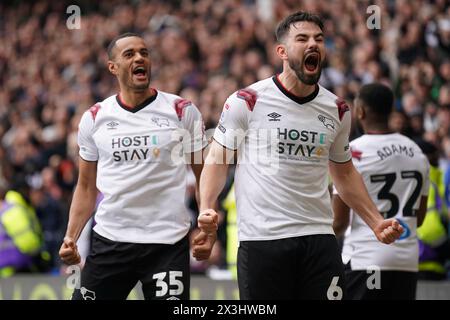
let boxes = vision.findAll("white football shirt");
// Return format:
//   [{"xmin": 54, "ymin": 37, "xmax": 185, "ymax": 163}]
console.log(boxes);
[
  {"xmin": 338, "ymin": 133, "xmax": 430, "ymax": 271},
  {"xmin": 213, "ymin": 76, "xmax": 352, "ymax": 241},
  {"xmin": 78, "ymin": 89, "xmax": 206, "ymax": 244}
]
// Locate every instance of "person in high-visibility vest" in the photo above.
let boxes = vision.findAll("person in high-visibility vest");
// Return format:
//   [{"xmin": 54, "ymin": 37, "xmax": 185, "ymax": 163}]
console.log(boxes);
[
  {"xmin": 0, "ymin": 182, "xmax": 45, "ymax": 278},
  {"xmin": 417, "ymin": 140, "xmax": 450, "ymax": 280}
]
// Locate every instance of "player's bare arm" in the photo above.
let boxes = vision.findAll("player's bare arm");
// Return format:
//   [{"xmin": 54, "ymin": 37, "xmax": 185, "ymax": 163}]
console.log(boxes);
[
  {"xmin": 59, "ymin": 158, "xmax": 98, "ymax": 265},
  {"xmin": 190, "ymin": 150, "xmax": 204, "ymax": 207},
  {"xmin": 329, "ymin": 159, "xmax": 404, "ymax": 244},
  {"xmin": 189, "ymin": 149, "xmax": 217, "ymax": 261},
  {"xmin": 416, "ymin": 196, "xmax": 429, "ymax": 227},
  {"xmin": 332, "ymin": 194, "xmax": 350, "ymax": 237},
  {"xmin": 192, "ymin": 140, "xmax": 234, "ymax": 260},
  {"xmin": 199, "ymin": 140, "xmax": 234, "ymax": 227}
]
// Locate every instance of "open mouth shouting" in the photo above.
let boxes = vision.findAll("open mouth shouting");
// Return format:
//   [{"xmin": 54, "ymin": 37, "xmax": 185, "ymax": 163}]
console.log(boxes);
[
  {"xmin": 132, "ymin": 65, "xmax": 148, "ymax": 82},
  {"xmin": 303, "ymin": 52, "xmax": 320, "ymax": 74}
]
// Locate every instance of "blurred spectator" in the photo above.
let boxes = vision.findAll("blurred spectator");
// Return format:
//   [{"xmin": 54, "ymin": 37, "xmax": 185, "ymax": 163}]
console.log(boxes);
[
  {"xmin": 0, "ymin": 176, "xmax": 50, "ymax": 277},
  {"xmin": 29, "ymin": 171, "xmax": 64, "ymax": 271},
  {"xmin": 416, "ymin": 140, "xmax": 450, "ymax": 280}
]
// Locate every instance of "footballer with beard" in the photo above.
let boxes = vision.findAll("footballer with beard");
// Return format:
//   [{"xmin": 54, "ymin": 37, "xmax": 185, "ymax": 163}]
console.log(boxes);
[{"xmin": 195, "ymin": 12, "xmax": 404, "ymax": 300}]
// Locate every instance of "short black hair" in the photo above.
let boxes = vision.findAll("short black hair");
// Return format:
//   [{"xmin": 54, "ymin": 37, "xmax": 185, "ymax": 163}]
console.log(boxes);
[
  {"xmin": 10, "ymin": 174, "xmax": 31, "ymax": 197},
  {"xmin": 416, "ymin": 139, "xmax": 438, "ymax": 155},
  {"xmin": 275, "ymin": 11, "xmax": 324, "ymax": 42},
  {"xmin": 107, "ymin": 32, "xmax": 141, "ymax": 60},
  {"xmin": 357, "ymin": 83, "xmax": 394, "ymax": 119}
]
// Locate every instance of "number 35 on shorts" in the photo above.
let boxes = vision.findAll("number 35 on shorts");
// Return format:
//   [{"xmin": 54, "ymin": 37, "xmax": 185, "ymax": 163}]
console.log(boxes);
[
  {"xmin": 327, "ymin": 276, "xmax": 343, "ymax": 300},
  {"xmin": 153, "ymin": 271, "xmax": 184, "ymax": 297}
]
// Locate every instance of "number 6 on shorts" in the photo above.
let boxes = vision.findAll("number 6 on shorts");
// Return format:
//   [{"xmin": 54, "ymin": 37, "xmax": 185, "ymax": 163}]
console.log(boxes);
[{"xmin": 327, "ymin": 276, "xmax": 343, "ymax": 300}]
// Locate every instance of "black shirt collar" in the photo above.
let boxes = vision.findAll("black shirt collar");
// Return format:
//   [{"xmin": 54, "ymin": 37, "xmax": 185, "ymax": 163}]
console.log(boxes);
[
  {"xmin": 272, "ymin": 75, "xmax": 319, "ymax": 105},
  {"xmin": 116, "ymin": 90, "xmax": 158, "ymax": 113},
  {"xmin": 365, "ymin": 130, "xmax": 394, "ymax": 135}
]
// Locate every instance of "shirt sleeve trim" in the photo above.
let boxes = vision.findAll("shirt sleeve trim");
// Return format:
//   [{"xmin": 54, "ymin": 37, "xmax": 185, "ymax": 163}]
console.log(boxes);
[
  {"xmin": 329, "ymin": 157, "xmax": 352, "ymax": 164},
  {"xmin": 213, "ymin": 137, "xmax": 238, "ymax": 151},
  {"xmin": 79, "ymin": 154, "xmax": 98, "ymax": 163}
]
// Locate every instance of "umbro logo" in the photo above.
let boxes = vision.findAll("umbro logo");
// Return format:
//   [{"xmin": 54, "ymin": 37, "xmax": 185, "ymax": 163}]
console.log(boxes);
[
  {"xmin": 107, "ymin": 121, "xmax": 119, "ymax": 129},
  {"xmin": 166, "ymin": 296, "xmax": 180, "ymax": 300},
  {"xmin": 267, "ymin": 112, "xmax": 282, "ymax": 121}
]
